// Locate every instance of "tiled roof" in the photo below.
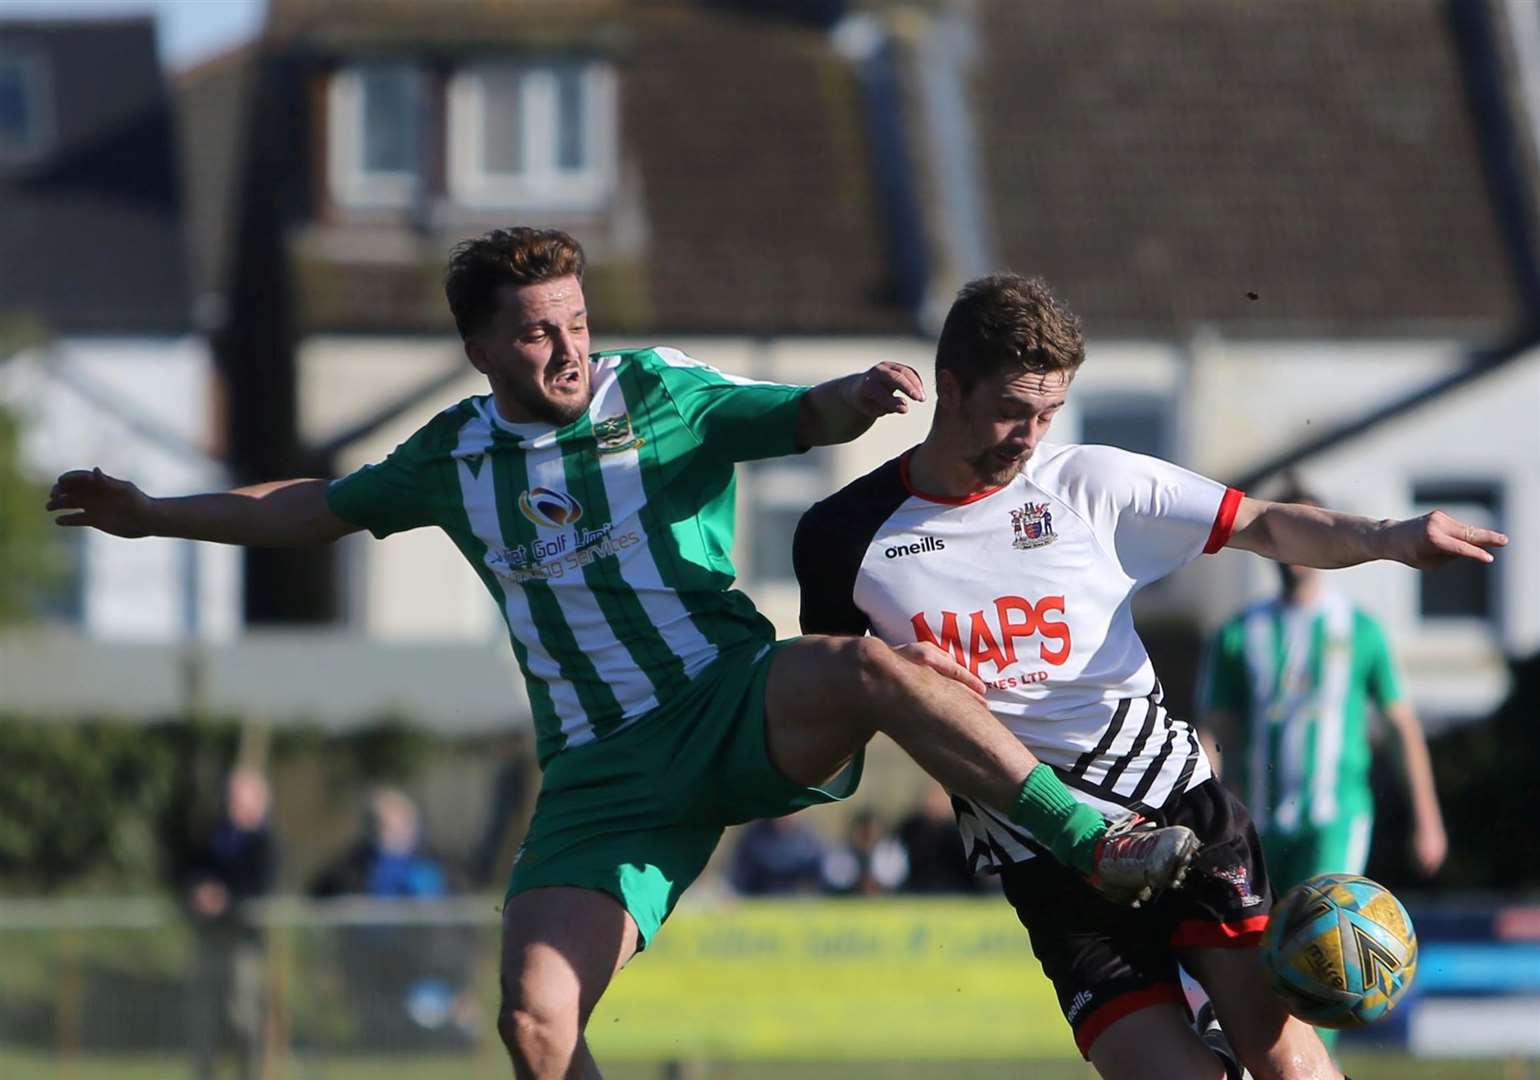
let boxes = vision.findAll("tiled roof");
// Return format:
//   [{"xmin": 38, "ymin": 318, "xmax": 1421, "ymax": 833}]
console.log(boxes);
[
  {"xmin": 258, "ymin": 0, "xmax": 910, "ymax": 334},
  {"xmin": 972, "ymin": 0, "xmax": 1521, "ymax": 336},
  {"xmin": 0, "ymin": 19, "xmax": 190, "ymax": 334}
]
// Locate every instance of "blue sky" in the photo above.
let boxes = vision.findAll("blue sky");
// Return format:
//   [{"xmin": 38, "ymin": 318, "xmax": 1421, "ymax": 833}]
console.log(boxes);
[{"xmin": 0, "ymin": 0, "xmax": 266, "ymax": 69}]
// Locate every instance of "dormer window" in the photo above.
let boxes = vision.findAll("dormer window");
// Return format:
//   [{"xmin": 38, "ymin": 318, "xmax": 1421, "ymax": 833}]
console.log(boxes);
[
  {"xmin": 0, "ymin": 51, "xmax": 49, "ymax": 162},
  {"xmin": 329, "ymin": 63, "xmax": 425, "ymax": 208},
  {"xmin": 448, "ymin": 60, "xmax": 616, "ymax": 209}
]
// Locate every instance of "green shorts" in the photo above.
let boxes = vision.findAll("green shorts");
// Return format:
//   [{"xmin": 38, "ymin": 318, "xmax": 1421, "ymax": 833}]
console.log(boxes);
[
  {"xmin": 504, "ymin": 639, "xmax": 862, "ymax": 947},
  {"xmin": 1260, "ymin": 812, "xmax": 1374, "ymax": 896}
]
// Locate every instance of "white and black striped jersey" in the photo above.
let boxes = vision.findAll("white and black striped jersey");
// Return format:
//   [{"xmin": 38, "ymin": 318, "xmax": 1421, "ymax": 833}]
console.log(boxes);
[{"xmin": 794, "ymin": 442, "xmax": 1242, "ymax": 873}]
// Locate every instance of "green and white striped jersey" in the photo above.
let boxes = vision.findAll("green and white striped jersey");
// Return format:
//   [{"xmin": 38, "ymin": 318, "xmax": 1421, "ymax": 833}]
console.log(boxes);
[
  {"xmin": 328, "ymin": 347, "xmax": 809, "ymax": 767},
  {"xmin": 1203, "ymin": 592, "xmax": 1402, "ymax": 834}
]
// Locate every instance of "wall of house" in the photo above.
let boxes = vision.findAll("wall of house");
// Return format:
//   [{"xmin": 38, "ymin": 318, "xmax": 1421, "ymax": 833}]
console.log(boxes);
[
  {"xmin": 1186, "ymin": 343, "xmax": 1537, "ymax": 727},
  {"xmin": 1, "ymin": 336, "xmax": 239, "ymax": 642}
]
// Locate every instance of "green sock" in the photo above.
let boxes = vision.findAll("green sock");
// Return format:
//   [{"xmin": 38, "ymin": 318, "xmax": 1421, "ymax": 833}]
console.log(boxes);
[{"xmin": 1010, "ymin": 764, "xmax": 1106, "ymax": 874}]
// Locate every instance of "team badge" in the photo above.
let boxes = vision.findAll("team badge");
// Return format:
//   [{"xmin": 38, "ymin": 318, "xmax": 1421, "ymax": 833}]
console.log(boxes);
[
  {"xmin": 1212, "ymin": 864, "xmax": 1265, "ymax": 908},
  {"xmin": 1010, "ymin": 501, "xmax": 1057, "ymax": 550},
  {"xmin": 593, "ymin": 413, "xmax": 645, "ymax": 455},
  {"xmin": 519, "ymin": 487, "xmax": 584, "ymax": 528}
]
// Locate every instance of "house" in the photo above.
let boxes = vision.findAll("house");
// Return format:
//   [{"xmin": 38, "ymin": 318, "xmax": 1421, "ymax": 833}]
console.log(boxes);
[
  {"xmin": 160, "ymin": 0, "xmax": 1538, "ymax": 729},
  {"xmin": 956, "ymin": 0, "xmax": 1539, "ymax": 724},
  {"xmin": 0, "ymin": 16, "xmax": 237, "ymax": 643}
]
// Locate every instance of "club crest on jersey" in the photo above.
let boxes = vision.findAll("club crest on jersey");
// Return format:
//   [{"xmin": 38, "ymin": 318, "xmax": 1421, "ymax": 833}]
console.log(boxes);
[
  {"xmin": 1010, "ymin": 501, "xmax": 1056, "ymax": 550},
  {"xmin": 593, "ymin": 413, "xmax": 645, "ymax": 456},
  {"xmin": 519, "ymin": 487, "xmax": 584, "ymax": 528},
  {"xmin": 1210, "ymin": 864, "xmax": 1265, "ymax": 908}
]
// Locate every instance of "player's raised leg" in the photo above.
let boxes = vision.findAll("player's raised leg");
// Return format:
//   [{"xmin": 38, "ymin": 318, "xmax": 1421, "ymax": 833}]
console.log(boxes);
[
  {"xmin": 1181, "ymin": 946, "xmax": 1340, "ymax": 1080},
  {"xmin": 763, "ymin": 634, "xmax": 1198, "ymax": 902},
  {"xmin": 498, "ymin": 886, "xmax": 639, "ymax": 1079},
  {"xmin": 765, "ymin": 635, "xmax": 1032, "ymax": 808}
]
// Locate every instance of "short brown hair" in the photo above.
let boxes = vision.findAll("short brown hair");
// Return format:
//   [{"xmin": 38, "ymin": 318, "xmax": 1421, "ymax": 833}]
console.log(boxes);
[
  {"xmin": 935, "ymin": 274, "xmax": 1085, "ymax": 392},
  {"xmin": 444, "ymin": 227, "xmax": 586, "ymax": 340}
]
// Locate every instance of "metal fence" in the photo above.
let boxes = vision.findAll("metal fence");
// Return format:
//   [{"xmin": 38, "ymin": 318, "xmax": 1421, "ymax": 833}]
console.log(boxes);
[
  {"xmin": 0, "ymin": 896, "xmax": 505, "ymax": 1079},
  {"xmin": 4, "ymin": 896, "xmax": 1539, "ymax": 1080}
]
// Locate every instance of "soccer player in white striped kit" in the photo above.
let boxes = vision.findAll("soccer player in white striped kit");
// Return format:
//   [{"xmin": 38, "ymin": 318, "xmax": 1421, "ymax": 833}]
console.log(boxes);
[
  {"xmin": 794, "ymin": 274, "xmax": 1506, "ymax": 1080},
  {"xmin": 49, "ymin": 228, "xmax": 1200, "ymax": 1079}
]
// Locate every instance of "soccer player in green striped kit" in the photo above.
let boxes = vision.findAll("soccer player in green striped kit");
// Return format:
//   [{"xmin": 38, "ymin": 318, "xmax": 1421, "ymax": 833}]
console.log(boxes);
[
  {"xmin": 1200, "ymin": 484, "xmax": 1449, "ymax": 1054},
  {"xmin": 48, "ymin": 227, "xmax": 1202, "ymax": 1078}
]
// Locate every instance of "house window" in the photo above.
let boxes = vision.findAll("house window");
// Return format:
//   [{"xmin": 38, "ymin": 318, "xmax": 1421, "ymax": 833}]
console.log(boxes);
[
  {"xmin": 0, "ymin": 52, "xmax": 48, "ymax": 161},
  {"xmin": 747, "ymin": 449, "xmax": 833, "ymax": 583},
  {"xmin": 448, "ymin": 60, "xmax": 616, "ymax": 209},
  {"xmin": 1079, "ymin": 394, "xmax": 1169, "ymax": 458},
  {"xmin": 329, "ymin": 64, "xmax": 425, "ymax": 207},
  {"xmin": 1413, "ymin": 481, "xmax": 1502, "ymax": 621}
]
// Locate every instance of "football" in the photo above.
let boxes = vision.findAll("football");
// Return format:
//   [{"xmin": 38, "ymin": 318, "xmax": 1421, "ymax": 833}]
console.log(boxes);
[{"xmin": 1260, "ymin": 873, "xmax": 1419, "ymax": 1028}]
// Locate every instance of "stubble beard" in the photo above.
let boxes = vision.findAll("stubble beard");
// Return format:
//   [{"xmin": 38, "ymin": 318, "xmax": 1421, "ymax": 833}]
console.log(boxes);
[
  {"xmin": 967, "ymin": 445, "xmax": 1030, "ymax": 487},
  {"xmin": 505, "ymin": 378, "xmax": 592, "ymax": 427}
]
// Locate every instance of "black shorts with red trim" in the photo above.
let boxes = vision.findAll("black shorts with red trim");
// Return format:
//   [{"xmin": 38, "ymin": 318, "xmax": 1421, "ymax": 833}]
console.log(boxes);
[{"xmin": 998, "ymin": 778, "xmax": 1271, "ymax": 1059}]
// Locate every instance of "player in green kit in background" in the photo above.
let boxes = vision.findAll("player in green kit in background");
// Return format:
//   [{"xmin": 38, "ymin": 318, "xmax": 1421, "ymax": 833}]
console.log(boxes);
[
  {"xmin": 1200, "ymin": 483, "xmax": 1449, "ymax": 1054},
  {"xmin": 48, "ymin": 228, "xmax": 1202, "ymax": 1079}
]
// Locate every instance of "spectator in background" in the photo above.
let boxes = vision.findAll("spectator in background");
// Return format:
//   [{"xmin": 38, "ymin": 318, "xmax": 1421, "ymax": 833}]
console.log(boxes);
[
  {"xmin": 729, "ymin": 817, "xmax": 828, "ymax": 896},
  {"xmin": 822, "ymin": 809, "xmax": 908, "ymax": 895},
  {"xmin": 311, "ymin": 787, "xmax": 476, "ymax": 1048},
  {"xmin": 312, "ymin": 786, "xmax": 448, "ymax": 899},
  {"xmin": 184, "ymin": 766, "xmax": 277, "ymax": 1080},
  {"xmin": 896, "ymin": 782, "xmax": 988, "ymax": 894},
  {"xmin": 1199, "ymin": 481, "xmax": 1449, "ymax": 1055}
]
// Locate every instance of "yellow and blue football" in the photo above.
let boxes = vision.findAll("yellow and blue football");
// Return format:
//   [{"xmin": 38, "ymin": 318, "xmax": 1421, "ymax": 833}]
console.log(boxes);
[{"xmin": 1260, "ymin": 873, "xmax": 1418, "ymax": 1028}]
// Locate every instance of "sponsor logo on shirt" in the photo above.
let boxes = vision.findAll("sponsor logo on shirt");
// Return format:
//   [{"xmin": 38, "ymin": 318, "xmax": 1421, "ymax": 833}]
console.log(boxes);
[
  {"xmin": 519, "ymin": 487, "xmax": 584, "ymax": 528},
  {"xmin": 884, "ymin": 536, "xmax": 946, "ymax": 559},
  {"xmin": 911, "ymin": 594, "xmax": 1072, "ymax": 676},
  {"xmin": 1010, "ymin": 501, "xmax": 1056, "ymax": 550},
  {"xmin": 489, "ymin": 516, "xmax": 643, "ymax": 584},
  {"xmin": 1066, "ymin": 990, "xmax": 1095, "ymax": 1024},
  {"xmin": 593, "ymin": 413, "xmax": 645, "ymax": 456}
]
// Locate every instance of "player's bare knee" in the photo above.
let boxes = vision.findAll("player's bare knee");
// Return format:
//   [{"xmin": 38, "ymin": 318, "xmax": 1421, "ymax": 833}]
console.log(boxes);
[
  {"xmin": 1233, "ymin": 1019, "xmax": 1336, "ymax": 1080},
  {"xmin": 497, "ymin": 977, "xmax": 581, "ymax": 1067},
  {"xmin": 497, "ymin": 1002, "xmax": 579, "ymax": 1071},
  {"xmin": 835, "ymin": 637, "xmax": 915, "ymax": 718}
]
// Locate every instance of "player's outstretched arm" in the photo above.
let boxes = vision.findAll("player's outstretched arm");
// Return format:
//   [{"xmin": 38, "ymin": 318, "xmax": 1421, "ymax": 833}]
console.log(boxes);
[
  {"xmin": 795, "ymin": 361, "xmax": 925, "ymax": 447},
  {"xmin": 1225, "ymin": 496, "xmax": 1508, "ymax": 570},
  {"xmin": 47, "ymin": 469, "xmax": 358, "ymax": 547}
]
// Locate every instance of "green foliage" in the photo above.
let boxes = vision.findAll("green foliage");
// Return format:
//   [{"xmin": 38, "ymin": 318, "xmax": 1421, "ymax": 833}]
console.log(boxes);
[
  {"xmin": 0, "ymin": 719, "xmax": 181, "ymax": 891},
  {"xmin": 0, "ymin": 405, "xmax": 66, "ymax": 624},
  {"xmin": 0, "ymin": 714, "xmax": 453, "ymax": 896},
  {"xmin": 1426, "ymin": 650, "xmax": 1540, "ymax": 889},
  {"xmin": 335, "ymin": 716, "xmax": 437, "ymax": 784}
]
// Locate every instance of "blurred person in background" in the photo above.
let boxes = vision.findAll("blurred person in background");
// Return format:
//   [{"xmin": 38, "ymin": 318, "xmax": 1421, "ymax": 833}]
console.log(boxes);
[
  {"xmin": 728, "ymin": 816, "xmax": 828, "ymax": 896},
  {"xmin": 183, "ymin": 766, "xmax": 276, "ymax": 1080},
  {"xmin": 820, "ymin": 809, "xmax": 908, "ymax": 895},
  {"xmin": 1199, "ymin": 481, "xmax": 1448, "ymax": 1055},
  {"xmin": 311, "ymin": 786, "xmax": 449, "ymax": 899},
  {"xmin": 895, "ymin": 782, "xmax": 987, "ymax": 894},
  {"xmin": 48, "ymin": 226, "xmax": 1199, "ymax": 1079},
  {"xmin": 311, "ymin": 786, "xmax": 476, "ymax": 1048}
]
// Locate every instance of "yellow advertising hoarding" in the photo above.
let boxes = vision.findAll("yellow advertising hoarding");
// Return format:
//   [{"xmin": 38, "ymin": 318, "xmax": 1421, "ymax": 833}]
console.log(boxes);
[{"xmin": 587, "ymin": 898, "xmax": 1073, "ymax": 1061}]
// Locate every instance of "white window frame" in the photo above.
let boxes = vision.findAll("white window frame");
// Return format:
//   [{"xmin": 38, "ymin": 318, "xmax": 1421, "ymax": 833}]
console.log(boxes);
[
  {"xmin": 447, "ymin": 60, "xmax": 617, "ymax": 210},
  {"xmin": 328, "ymin": 63, "xmax": 425, "ymax": 208},
  {"xmin": 745, "ymin": 451, "xmax": 833, "ymax": 585},
  {"xmin": 0, "ymin": 51, "xmax": 52, "ymax": 163},
  {"xmin": 1076, "ymin": 392, "xmax": 1170, "ymax": 459},
  {"xmin": 1411, "ymin": 479, "xmax": 1504, "ymax": 629}
]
